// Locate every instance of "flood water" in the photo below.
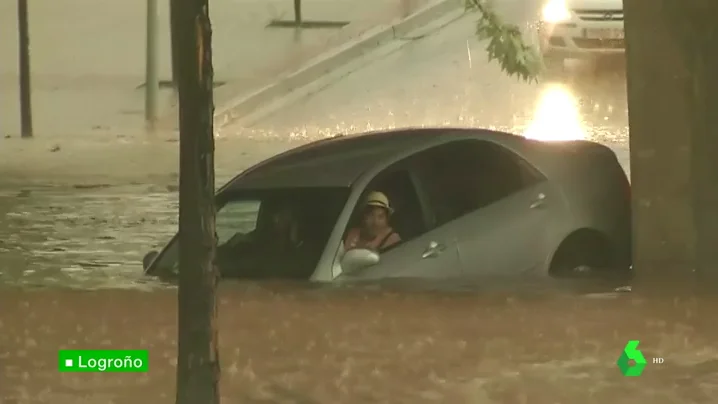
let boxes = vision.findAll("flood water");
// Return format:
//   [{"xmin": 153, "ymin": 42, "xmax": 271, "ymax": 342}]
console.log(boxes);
[
  {"xmin": 0, "ymin": 13, "xmax": 709, "ymax": 401},
  {"xmin": 5, "ymin": 160, "xmax": 718, "ymax": 403},
  {"xmin": 0, "ymin": 184, "xmax": 176, "ymax": 290},
  {"xmin": 2, "ymin": 282, "xmax": 718, "ymax": 403}
]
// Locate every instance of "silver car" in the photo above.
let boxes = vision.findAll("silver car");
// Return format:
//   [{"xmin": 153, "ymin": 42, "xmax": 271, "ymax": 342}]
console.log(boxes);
[{"xmin": 143, "ymin": 128, "xmax": 632, "ymax": 282}]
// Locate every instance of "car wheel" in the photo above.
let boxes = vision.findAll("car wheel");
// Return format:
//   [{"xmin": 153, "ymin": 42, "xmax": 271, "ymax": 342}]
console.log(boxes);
[{"xmin": 549, "ymin": 230, "xmax": 623, "ymax": 278}]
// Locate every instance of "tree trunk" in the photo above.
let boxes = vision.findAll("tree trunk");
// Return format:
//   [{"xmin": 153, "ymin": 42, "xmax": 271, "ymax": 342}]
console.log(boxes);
[
  {"xmin": 293, "ymin": 0, "xmax": 302, "ymax": 24},
  {"xmin": 172, "ymin": 0, "xmax": 219, "ymax": 402},
  {"xmin": 625, "ymin": 0, "xmax": 718, "ymax": 278},
  {"xmin": 682, "ymin": 1, "xmax": 718, "ymax": 278},
  {"xmin": 17, "ymin": 0, "xmax": 33, "ymax": 138},
  {"xmin": 169, "ymin": 1, "xmax": 180, "ymax": 89}
]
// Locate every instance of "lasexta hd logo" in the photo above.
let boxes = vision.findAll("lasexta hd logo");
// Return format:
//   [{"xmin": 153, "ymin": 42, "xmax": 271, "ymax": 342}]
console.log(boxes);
[{"xmin": 616, "ymin": 340, "xmax": 647, "ymax": 376}]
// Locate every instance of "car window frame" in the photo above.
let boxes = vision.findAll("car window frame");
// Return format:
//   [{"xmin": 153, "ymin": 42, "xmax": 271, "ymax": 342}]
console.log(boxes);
[
  {"xmin": 408, "ymin": 139, "xmax": 547, "ymax": 228},
  {"xmin": 145, "ymin": 186, "xmax": 351, "ymax": 278},
  {"xmin": 330, "ymin": 157, "xmax": 447, "ymax": 280},
  {"xmin": 485, "ymin": 140, "xmax": 547, "ymax": 194},
  {"xmin": 215, "ymin": 199, "xmax": 261, "ymax": 245},
  {"xmin": 343, "ymin": 162, "xmax": 434, "ymax": 250}
]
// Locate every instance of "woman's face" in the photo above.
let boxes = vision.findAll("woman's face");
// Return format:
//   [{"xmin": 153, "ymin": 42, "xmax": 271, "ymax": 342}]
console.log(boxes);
[{"xmin": 362, "ymin": 206, "xmax": 389, "ymax": 237}]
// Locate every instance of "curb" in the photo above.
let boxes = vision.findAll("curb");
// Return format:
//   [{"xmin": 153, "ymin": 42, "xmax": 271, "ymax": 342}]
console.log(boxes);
[
  {"xmin": 233, "ymin": 8, "xmax": 468, "ymax": 128},
  {"xmin": 214, "ymin": 0, "xmax": 464, "ymax": 127}
]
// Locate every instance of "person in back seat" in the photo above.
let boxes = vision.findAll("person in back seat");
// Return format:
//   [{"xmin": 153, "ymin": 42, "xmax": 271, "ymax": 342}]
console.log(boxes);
[
  {"xmin": 344, "ymin": 191, "xmax": 401, "ymax": 252},
  {"xmin": 218, "ymin": 204, "xmax": 306, "ymax": 277}
]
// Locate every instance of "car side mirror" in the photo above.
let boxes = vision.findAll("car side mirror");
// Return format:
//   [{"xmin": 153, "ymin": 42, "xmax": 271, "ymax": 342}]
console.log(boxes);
[
  {"xmin": 340, "ymin": 248, "xmax": 380, "ymax": 274},
  {"xmin": 143, "ymin": 250, "xmax": 159, "ymax": 271}
]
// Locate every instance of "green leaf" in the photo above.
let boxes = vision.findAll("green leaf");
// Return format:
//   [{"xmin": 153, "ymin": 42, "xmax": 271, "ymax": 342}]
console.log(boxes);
[{"xmin": 465, "ymin": 0, "xmax": 541, "ymax": 83}]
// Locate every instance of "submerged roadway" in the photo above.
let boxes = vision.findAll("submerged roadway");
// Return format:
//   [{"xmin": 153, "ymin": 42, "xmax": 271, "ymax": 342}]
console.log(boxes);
[
  {"xmin": 4, "ymin": 6, "xmax": 717, "ymax": 403},
  {"xmin": 0, "ymin": 0, "xmax": 631, "ymax": 289},
  {"xmin": 239, "ymin": 0, "xmax": 630, "ymax": 173}
]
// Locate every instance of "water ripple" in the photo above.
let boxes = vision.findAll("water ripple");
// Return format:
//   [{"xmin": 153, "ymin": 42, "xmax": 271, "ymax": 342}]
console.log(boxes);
[{"xmin": 0, "ymin": 185, "xmax": 178, "ymax": 290}]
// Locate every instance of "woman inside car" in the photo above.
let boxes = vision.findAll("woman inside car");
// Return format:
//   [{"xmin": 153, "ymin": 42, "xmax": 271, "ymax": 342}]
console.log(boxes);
[{"xmin": 344, "ymin": 191, "xmax": 401, "ymax": 252}]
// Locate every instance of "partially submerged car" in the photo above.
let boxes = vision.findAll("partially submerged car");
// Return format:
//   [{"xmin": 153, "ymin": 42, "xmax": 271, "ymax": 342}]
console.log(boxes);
[
  {"xmin": 538, "ymin": 0, "xmax": 624, "ymax": 68},
  {"xmin": 143, "ymin": 128, "xmax": 632, "ymax": 282}
]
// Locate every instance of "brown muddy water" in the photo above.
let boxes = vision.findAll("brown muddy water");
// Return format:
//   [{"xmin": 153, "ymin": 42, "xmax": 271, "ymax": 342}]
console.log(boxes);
[
  {"xmin": 0, "ymin": 184, "xmax": 177, "ymax": 290},
  {"xmin": 2, "ymin": 174, "xmax": 717, "ymax": 403},
  {"xmin": 1, "ymin": 283, "xmax": 718, "ymax": 403}
]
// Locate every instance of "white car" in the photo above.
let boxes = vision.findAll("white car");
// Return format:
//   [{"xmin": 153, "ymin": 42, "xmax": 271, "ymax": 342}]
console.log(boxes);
[{"xmin": 538, "ymin": 0, "xmax": 624, "ymax": 67}]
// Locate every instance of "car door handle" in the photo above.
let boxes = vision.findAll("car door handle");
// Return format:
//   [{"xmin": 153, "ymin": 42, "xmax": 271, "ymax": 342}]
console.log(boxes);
[
  {"xmin": 530, "ymin": 193, "xmax": 546, "ymax": 209},
  {"xmin": 422, "ymin": 241, "xmax": 446, "ymax": 259}
]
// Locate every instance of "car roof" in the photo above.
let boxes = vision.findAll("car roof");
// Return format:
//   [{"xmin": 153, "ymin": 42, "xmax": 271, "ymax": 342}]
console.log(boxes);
[{"xmin": 224, "ymin": 128, "xmax": 534, "ymax": 190}]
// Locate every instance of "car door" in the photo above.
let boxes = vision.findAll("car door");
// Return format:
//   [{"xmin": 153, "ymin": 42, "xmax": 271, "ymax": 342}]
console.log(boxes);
[
  {"xmin": 413, "ymin": 139, "xmax": 562, "ymax": 277},
  {"xmin": 337, "ymin": 166, "xmax": 462, "ymax": 281},
  {"xmin": 455, "ymin": 178, "xmax": 559, "ymax": 276},
  {"xmin": 365, "ymin": 227, "xmax": 462, "ymax": 280}
]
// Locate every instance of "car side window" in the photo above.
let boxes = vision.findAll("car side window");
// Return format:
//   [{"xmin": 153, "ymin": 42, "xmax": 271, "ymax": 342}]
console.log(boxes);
[
  {"xmin": 413, "ymin": 139, "xmax": 544, "ymax": 227},
  {"xmin": 345, "ymin": 169, "xmax": 427, "ymax": 249},
  {"xmin": 215, "ymin": 200, "xmax": 260, "ymax": 244}
]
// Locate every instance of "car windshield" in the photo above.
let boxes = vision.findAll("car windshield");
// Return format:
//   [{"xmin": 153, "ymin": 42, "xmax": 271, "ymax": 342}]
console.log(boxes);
[{"xmin": 148, "ymin": 187, "xmax": 349, "ymax": 279}]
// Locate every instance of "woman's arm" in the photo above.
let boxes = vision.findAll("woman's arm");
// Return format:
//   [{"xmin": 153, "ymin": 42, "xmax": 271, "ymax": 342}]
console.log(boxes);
[
  {"xmin": 343, "ymin": 227, "xmax": 360, "ymax": 250},
  {"xmin": 383, "ymin": 232, "xmax": 401, "ymax": 249}
]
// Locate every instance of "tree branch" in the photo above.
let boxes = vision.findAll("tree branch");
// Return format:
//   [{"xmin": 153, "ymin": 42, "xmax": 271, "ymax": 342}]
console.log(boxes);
[{"xmin": 465, "ymin": 0, "xmax": 541, "ymax": 82}]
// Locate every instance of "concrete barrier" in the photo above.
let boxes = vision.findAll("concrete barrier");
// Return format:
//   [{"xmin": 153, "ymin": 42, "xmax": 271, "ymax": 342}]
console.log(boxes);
[{"xmin": 214, "ymin": 0, "xmax": 463, "ymax": 126}]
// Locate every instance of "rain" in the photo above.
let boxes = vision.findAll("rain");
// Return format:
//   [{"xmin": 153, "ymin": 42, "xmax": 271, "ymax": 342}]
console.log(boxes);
[{"xmin": 1, "ymin": 0, "xmax": 716, "ymax": 402}]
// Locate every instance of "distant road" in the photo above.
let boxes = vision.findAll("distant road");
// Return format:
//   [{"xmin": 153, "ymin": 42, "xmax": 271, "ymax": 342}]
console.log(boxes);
[{"xmin": 243, "ymin": 0, "xmax": 630, "ymax": 171}]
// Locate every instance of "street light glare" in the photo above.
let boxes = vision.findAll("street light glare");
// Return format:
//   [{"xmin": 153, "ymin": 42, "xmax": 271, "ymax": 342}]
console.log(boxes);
[
  {"xmin": 541, "ymin": 0, "xmax": 571, "ymax": 23},
  {"xmin": 523, "ymin": 84, "xmax": 586, "ymax": 141}
]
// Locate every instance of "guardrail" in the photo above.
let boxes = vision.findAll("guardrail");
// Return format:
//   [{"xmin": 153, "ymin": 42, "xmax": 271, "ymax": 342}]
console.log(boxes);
[{"xmin": 267, "ymin": 0, "xmax": 350, "ymax": 29}]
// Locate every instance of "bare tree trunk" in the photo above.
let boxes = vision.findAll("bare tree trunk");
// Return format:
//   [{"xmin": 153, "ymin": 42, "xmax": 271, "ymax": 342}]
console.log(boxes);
[
  {"xmin": 172, "ymin": 0, "xmax": 219, "ymax": 402},
  {"xmin": 17, "ymin": 0, "xmax": 33, "ymax": 138},
  {"xmin": 680, "ymin": 2, "xmax": 718, "ymax": 277},
  {"xmin": 169, "ymin": 1, "xmax": 179, "ymax": 89},
  {"xmin": 625, "ymin": 0, "xmax": 718, "ymax": 278},
  {"xmin": 293, "ymin": 0, "xmax": 302, "ymax": 25}
]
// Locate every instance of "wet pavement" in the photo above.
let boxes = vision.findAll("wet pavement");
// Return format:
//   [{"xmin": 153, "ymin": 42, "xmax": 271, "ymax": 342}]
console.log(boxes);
[
  {"xmin": 1, "ymin": 0, "xmax": 434, "ymax": 138},
  {"xmin": 239, "ymin": 0, "xmax": 630, "ymax": 164}
]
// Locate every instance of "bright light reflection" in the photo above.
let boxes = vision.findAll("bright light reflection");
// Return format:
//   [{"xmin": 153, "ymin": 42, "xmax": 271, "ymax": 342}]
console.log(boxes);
[
  {"xmin": 541, "ymin": 0, "xmax": 571, "ymax": 23},
  {"xmin": 523, "ymin": 84, "xmax": 586, "ymax": 141}
]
